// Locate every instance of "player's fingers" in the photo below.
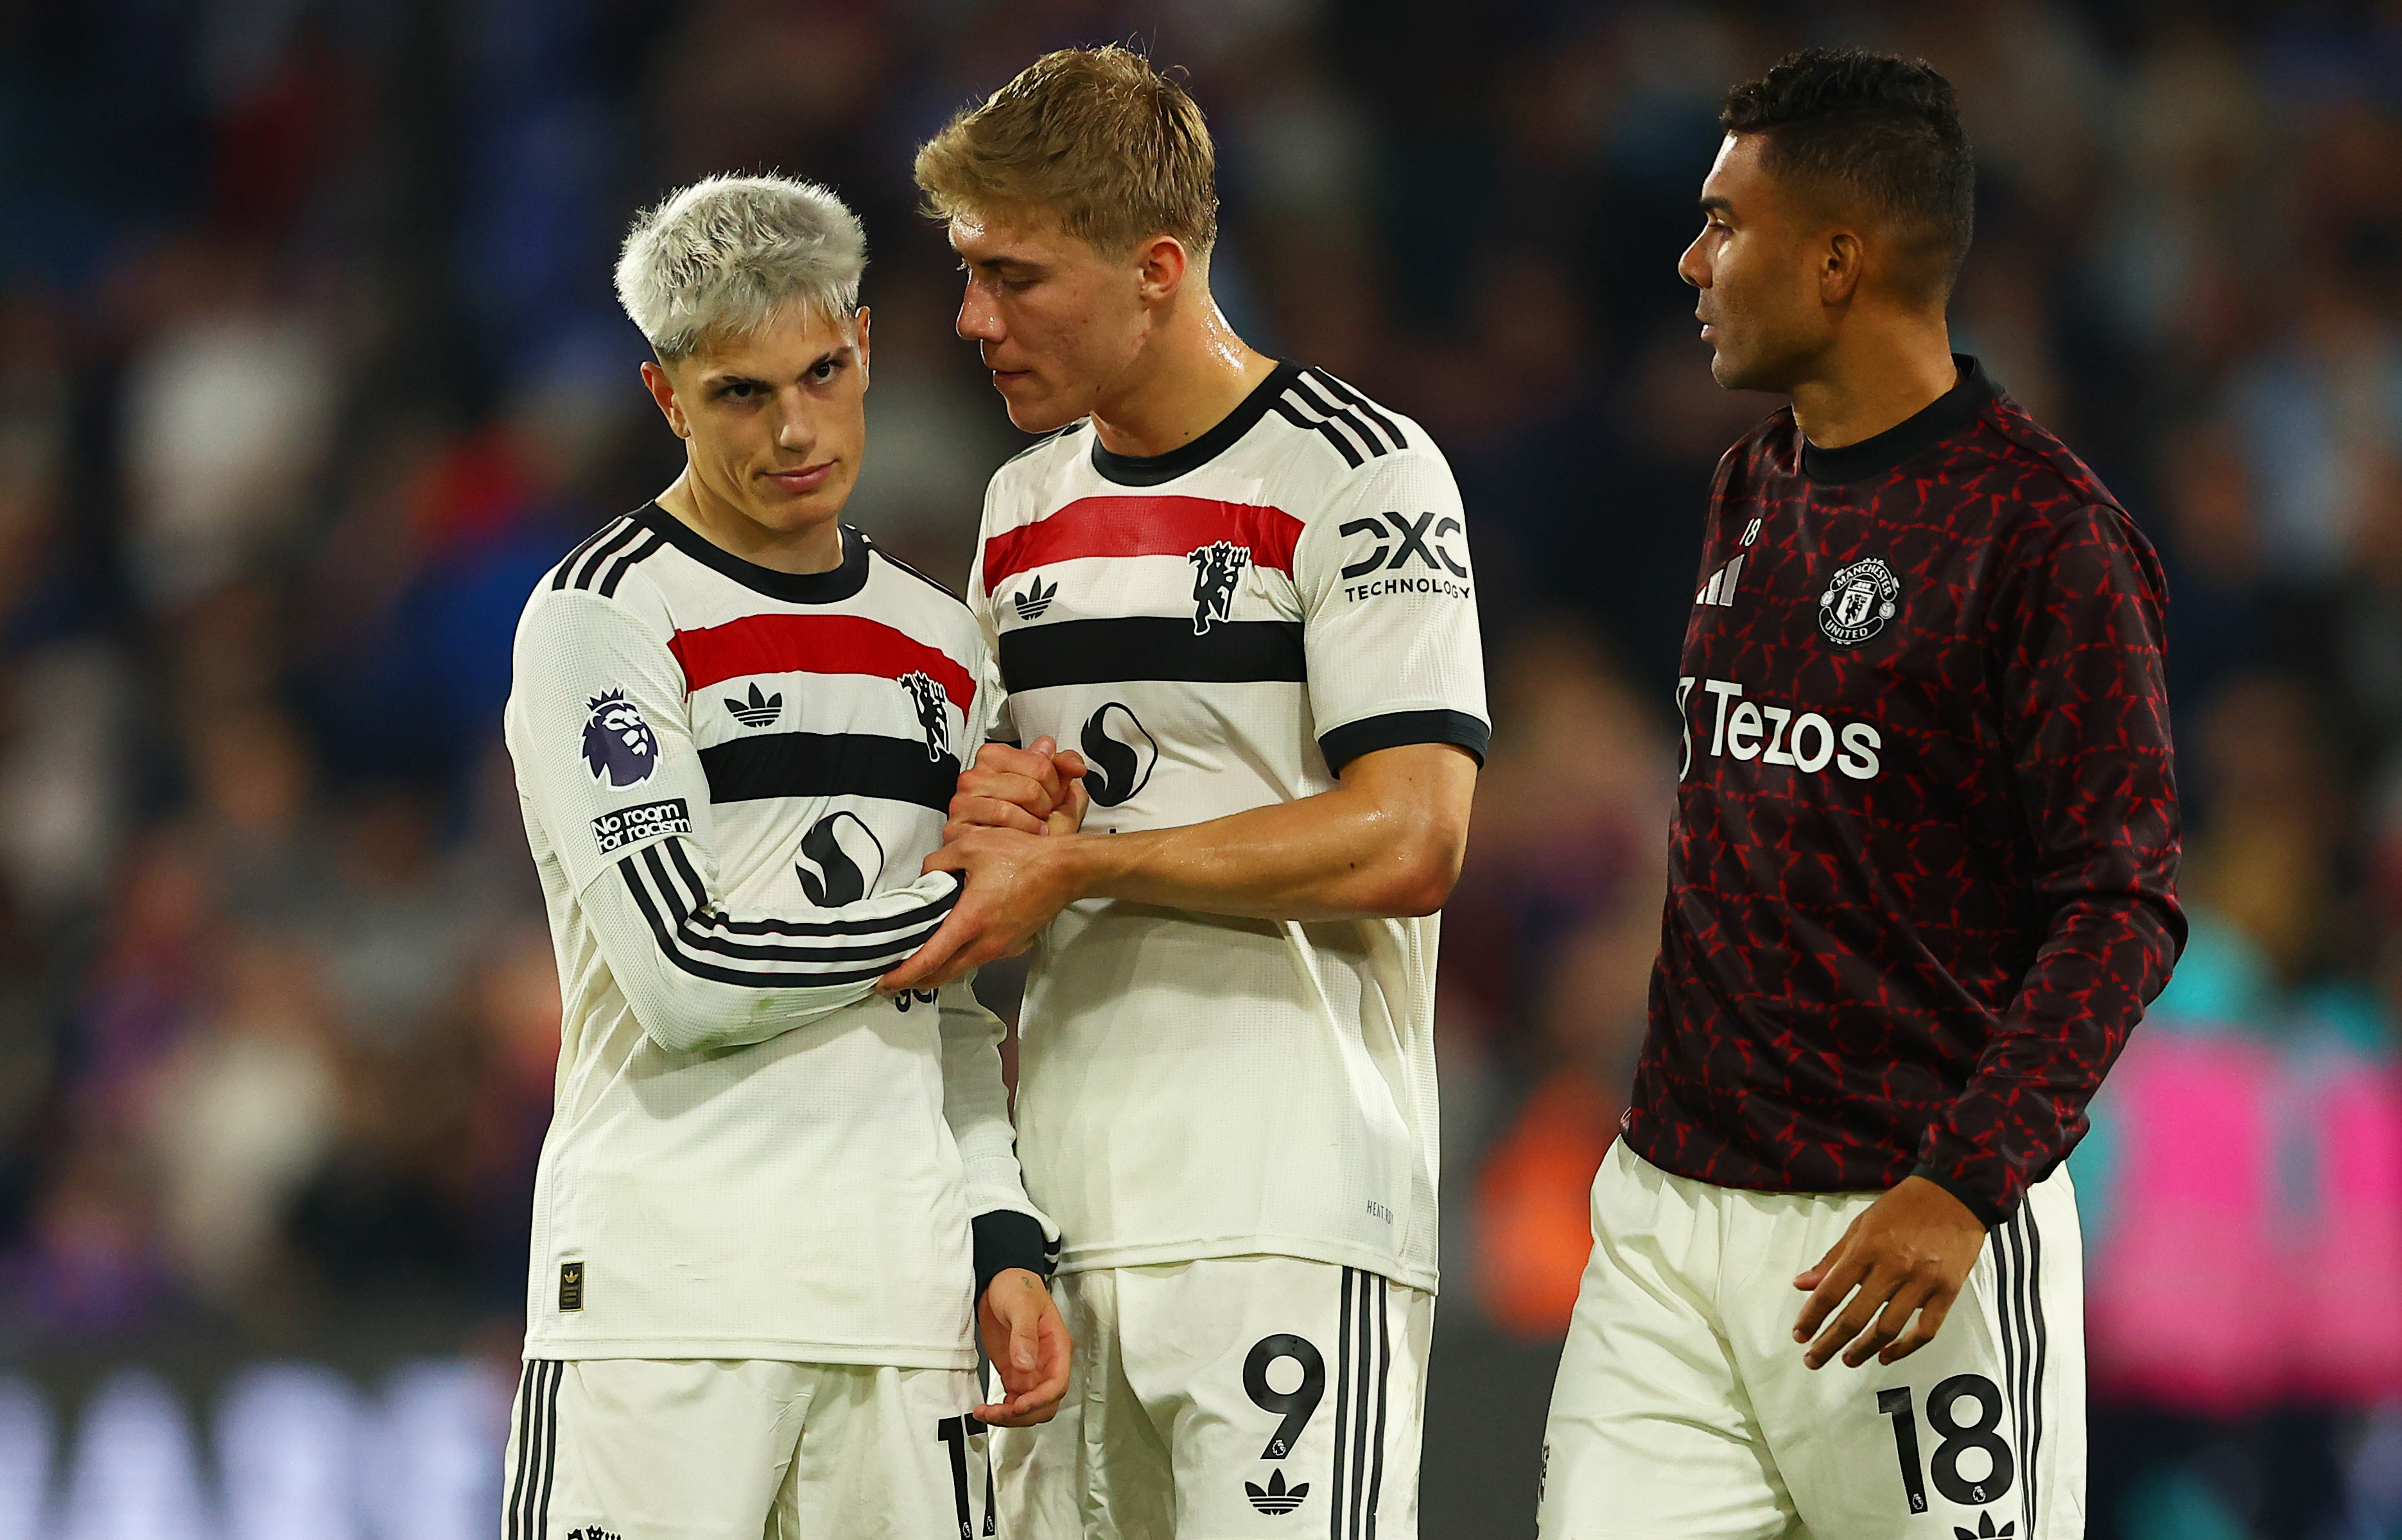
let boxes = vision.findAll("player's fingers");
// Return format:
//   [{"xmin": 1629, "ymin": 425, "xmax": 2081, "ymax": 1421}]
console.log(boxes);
[
  {"xmin": 1013, "ymin": 1313, "xmax": 1071, "ymax": 1423},
  {"xmin": 1881, "ymin": 1290, "xmax": 1956, "ymax": 1365},
  {"xmin": 1009, "ymin": 1301, "xmax": 1038, "ymax": 1374},
  {"xmin": 877, "ymin": 904, "xmax": 977, "ymax": 994},
  {"xmin": 1022, "ymin": 740, "xmax": 1067, "ymax": 805},
  {"xmin": 972, "ymin": 743, "xmax": 1065, "ymax": 805},
  {"xmin": 1804, "ymin": 1268, "xmax": 1897, "ymax": 1369},
  {"xmin": 944, "ymin": 798, "xmax": 1047, "ymax": 839},
  {"xmin": 1045, "ymin": 779, "xmax": 1091, "ymax": 836},
  {"xmin": 923, "ymin": 921, "xmax": 1028, "ymax": 989},
  {"xmin": 1791, "ymin": 1250, "xmax": 1868, "ymax": 1341},
  {"xmin": 1795, "ymin": 1215, "xmax": 1866, "ymax": 1290},
  {"xmin": 1843, "ymin": 1285, "xmax": 1928, "ymax": 1369},
  {"xmin": 1052, "ymin": 749, "xmax": 1088, "ymax": 779},
  {"xmin": 954, "ymin": 770, "xmax": 1056, "ymax": 819}
]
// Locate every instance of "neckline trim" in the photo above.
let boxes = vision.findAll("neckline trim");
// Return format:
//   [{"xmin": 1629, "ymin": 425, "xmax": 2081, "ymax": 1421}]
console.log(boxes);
[
  {"xmin": 1089, "ymin": 361, "xmax": 1304, "ymax": 487},
  {"xmin": 1799, "ymin": 355, "xmax": 1996, "ymax": 485},
  {"xmin": 634, "ymin": 502, "xmax": 871, "ymax": 604}
]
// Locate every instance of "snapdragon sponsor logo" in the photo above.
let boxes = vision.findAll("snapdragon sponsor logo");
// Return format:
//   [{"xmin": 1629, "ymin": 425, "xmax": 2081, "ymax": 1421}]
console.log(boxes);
[{"xmin": 1677, "ymin": 677, "xmax": 1881, "ymax": 783}]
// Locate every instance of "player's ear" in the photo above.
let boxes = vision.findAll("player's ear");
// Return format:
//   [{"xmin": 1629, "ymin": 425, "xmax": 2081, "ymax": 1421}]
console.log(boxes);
[
  {"xmin": 854, "ymin": 307, "xmax": 871, "ymax": 386},
  {"xmin": 641, "ymin": 359, "xmax": 692, "ymax": 439},
  {"xmin": 1133, "ymin": 234, "xmax": 1188, "ymax": 306},
  {"xmin": 1820, "ymin": 229, "xmax": 1866, "ymax": 307}
]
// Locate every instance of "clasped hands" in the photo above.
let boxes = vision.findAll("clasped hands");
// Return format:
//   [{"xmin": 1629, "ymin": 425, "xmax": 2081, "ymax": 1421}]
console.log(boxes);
[{"xmin": 877, "ymin": 736, "xmax": 1093, "ymax": 994}]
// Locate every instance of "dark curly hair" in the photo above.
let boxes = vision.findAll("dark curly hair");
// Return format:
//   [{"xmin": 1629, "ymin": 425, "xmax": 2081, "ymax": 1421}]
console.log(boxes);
[{"xmin": 1722, "ymin": 48, "xmax": 1975, "ymax": 304}]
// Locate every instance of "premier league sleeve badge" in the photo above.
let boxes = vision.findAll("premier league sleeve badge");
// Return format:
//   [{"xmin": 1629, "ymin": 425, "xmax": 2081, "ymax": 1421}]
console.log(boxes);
[{"xmin": 582, "ymin": 689, "xmax": 661, "ymax": 786}]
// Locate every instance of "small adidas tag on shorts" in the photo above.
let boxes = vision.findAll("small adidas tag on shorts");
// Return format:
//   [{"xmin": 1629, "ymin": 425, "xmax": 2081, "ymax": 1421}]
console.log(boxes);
[{"xmin": 559, "ymin": 1261, "xmax": 585, "ymax": 1311}]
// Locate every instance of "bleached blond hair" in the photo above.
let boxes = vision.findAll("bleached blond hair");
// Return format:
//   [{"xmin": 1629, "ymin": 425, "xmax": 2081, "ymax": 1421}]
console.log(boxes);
[{"xmin": 613, "ymin": 173, "xmax": 866, "ymax": 362}]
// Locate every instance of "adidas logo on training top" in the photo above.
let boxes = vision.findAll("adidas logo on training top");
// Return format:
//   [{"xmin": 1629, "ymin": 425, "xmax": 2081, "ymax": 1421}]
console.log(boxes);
[
  {"xmin": 1013, "ymin": 574, "xmax": 1057, "ymax": 621},
  {"xmin": 1696, "ymin": 554, "xmax": 1745, "ymax": 607},
  {"xmin": 1956, "ymin": 1514, "xmax": 2014, "ymax": 1540},
  {"xmin": 1697, "ymin": 514, "xmax": 1767, "ymax": 608},
  {"xmin": 724, "ymin": 681, "xmax": 782, "ymax": 727},
  {"xmin": 1244, "ymin": 1468, "xmax": 1309, "ymax": 1516}
]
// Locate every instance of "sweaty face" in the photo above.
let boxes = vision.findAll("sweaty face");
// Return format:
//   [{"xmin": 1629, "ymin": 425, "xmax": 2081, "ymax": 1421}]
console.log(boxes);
[
  {"xmin": 1678, "ymin": 134, "xmax": 1835, "ymax": 394},
  {"xmin": 650, "ymin": 304, "xmax": 869, "ymax": 538},
  {"xmin": 948, "ymin": 211, "xmax": 1151, "ymax": 433}
]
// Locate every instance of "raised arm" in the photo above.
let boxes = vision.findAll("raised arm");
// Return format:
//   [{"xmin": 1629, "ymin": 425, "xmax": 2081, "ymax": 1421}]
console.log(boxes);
[{"xmin": 510, "ymin": 587, "xmax": 961, "ymax": 1054}]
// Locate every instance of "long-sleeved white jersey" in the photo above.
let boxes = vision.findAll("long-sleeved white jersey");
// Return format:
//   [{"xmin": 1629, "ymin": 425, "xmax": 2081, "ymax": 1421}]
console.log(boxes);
[
  {"xmin": 971, "ymin": 361, "xmax": 1489, "ymax": 1292},
  {"xmin": 505, "ymin": 505, "xmax": 1051, "ymax": 1368}
]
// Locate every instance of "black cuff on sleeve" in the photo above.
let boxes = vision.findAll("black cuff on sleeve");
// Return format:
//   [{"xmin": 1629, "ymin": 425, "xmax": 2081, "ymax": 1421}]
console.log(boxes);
[
  {"xmin": 1907, "ymin": 1163, "xmax": 2010, "ymax": 1231},
  {"xmin": 972, "ymin": 1210, "xmax": 1054, "ymax": 1301},
  {"xmin": 1319, "ymin": 709, "xmax": 1490, "ymax": 774}
]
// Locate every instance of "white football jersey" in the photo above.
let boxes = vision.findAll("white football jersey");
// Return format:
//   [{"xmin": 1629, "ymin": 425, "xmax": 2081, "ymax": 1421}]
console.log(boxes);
[
  {"xmin": 505, "ymin": 505, "xmax": 1050, "ymax": 1369},
  {"xmin": 970, "ymin": 362, "xmax": 1488, "ymax": 1290}
]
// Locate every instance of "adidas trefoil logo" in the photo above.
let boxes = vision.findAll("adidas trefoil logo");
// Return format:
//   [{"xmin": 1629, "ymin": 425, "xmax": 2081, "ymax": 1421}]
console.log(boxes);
[
  {"xmin": 1955, "ymin": 1513, "xmax": 2014, "ymax": 1540},
  {"xmin": 725, "ymin": 682, "xmax": 782, "ymax": 729},
  {"xmin": 1013, "ymin": 574, "xmax": 1058, "ymax": 621},
  {"xmin": 1244, "ymin": 1467, "xmax": 1309, "ymax": 1516}
]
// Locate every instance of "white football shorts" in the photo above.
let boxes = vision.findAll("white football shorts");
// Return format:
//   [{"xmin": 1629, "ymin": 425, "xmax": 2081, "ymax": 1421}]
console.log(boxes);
[
  {"xmin": 993, "ymin": 1254, "xmax": 1432, "ymax": 1540},
  {"xmin": 1540, "ymin": 1139, "xmax": 2083, "ymax": 1540},
  {"xmin": 499, "ymin": 1356, "xmax": 988, "ymax": 1540}
]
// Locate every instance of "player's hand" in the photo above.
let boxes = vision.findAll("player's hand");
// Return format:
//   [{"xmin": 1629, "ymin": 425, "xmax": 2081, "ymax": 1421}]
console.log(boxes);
[
  {"xmin": 975, "ymin": 1268, "xmax": 1072, "ymax": 1426},
  {"xmin": 878, "ymin": 827, "xmax": 1085, "ymax": 993},
  {"xmin": 1792, "ymin": 1175, "xmax": 1987, "ymax": 1370},
  {"xmin": 945, "ymin": 737, "xmax": 1090, "ymax": 840}
]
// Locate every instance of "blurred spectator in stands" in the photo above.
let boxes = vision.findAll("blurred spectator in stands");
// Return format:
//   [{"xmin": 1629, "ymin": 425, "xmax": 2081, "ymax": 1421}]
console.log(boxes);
[
  {"xmin": 139, "ymin": 932, "xmax": 339, "ymax": 1314},
  {"xmin": 1445, "ymin": 619, "xmax": 1670, "ymax": 1335}
]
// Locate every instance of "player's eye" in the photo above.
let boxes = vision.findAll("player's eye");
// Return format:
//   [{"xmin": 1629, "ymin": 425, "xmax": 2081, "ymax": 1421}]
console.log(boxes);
[
  {"xmin": 718, "ymin": 380, "xmax": 760, "ymax": 401},
  {"xmin": 810, "ymin": 358, "xmax": 841, "ymax": 382}
]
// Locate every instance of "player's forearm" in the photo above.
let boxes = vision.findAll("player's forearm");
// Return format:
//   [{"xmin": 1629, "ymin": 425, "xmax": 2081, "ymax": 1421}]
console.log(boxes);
[
  {"xmin": 1054, "ymin": 780, "xmax": 1463, "ymax": 921},
  {"xmin": 1919, "ymin": 888, "xmax": 2180, "ymax": 1222},
  {"xmin": 593, "ymin": 844, "xmax": 962, "ymax": 1053}
]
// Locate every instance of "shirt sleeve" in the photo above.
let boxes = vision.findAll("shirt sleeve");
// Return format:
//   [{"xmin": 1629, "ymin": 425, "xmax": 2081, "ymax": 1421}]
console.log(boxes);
[
  {"xmin": 509, "ymin": 587, "xmax": 962, "ymax": 1056},
  {"xmin": 967, "ymin": 487, "xmax": 1020, "ymax": 748},
  {"xmin": 934, "ymin": 978, "xmax": 1061, "ymax": 1295},
  {"xmin": 1913, "ymin": 503, "xmax": 2186, "ymax": 1224},
  {"xmin": 1293, "ymin": 447, "xmax": 1491, "ymax": 773}
]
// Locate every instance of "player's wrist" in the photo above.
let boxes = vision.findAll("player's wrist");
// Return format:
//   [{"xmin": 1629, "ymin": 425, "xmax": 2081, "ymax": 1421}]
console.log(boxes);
[
  {"xmin": 971, "ymin": 1210, "xmax": 1053, "ymax": 1302},
  {"xmin": 1901, "ymin": 1166, "xmax": 1999, "ymax": 1231},
  {"xmin": 1047, "ymin": 827, "xmax": 1135, "ymax": 901}
]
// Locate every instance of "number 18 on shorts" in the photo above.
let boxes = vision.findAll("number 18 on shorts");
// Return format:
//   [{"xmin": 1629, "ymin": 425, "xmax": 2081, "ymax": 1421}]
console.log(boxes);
[{"xmin": 1538, "ymin": 1141, "xmax": 2084, "ymax": 1540}]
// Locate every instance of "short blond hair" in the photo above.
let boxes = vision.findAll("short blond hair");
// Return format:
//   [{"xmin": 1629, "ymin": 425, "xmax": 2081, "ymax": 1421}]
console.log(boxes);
[
  {"xmin": 913, "ymin": 46, "xmax": 1217, "ymax": 259},
  {"xmin": 614, "ymin": 174, "xmax": 865, "ymax": 361}
]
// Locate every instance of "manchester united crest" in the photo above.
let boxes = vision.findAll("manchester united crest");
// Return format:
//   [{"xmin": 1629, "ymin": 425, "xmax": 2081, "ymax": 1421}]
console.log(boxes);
[{"xmin": 1817, "ymin": 557, "xmax": 1901, "ymax": 646}]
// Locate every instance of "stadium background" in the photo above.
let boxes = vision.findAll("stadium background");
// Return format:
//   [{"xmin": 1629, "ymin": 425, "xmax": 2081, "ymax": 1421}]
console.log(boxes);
[{"xmin": 3, "ymin": 0, "xmax": 2400, "ymax": 1535}]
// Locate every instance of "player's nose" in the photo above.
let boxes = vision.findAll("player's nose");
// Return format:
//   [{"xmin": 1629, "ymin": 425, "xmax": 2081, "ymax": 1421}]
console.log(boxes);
[
  {"xmin": 1678, "ymin": 235, "xmax": 1710, "ymax": 290},
  {"xmin": 774, "ymin": 401, "xmax": 817, "ymax": 453},
  {"xmin": 956, "ymin": 290, "xmax": 1004, "ymax": 343}
]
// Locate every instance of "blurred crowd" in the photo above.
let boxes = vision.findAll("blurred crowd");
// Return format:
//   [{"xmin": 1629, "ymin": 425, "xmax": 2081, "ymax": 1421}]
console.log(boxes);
[{"xmin": 4, "ymin": 2, "xmax": 2402, "ymax": 1536}]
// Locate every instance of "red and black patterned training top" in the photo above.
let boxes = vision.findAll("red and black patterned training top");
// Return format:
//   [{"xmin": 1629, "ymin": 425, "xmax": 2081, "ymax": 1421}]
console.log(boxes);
[{"xmin": 1619, "ymin": 356, "xmax": 2183, "ymax": 1227}]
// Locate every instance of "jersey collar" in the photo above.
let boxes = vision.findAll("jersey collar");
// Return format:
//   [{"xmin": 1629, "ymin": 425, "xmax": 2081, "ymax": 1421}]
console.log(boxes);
[
  {"xmin": 634, "ymin": 501, "xmax": 871, "ymax": 604},
  {"xmin": 1088, "ymin": 360, "xmax": 1305, "ymax": 487},
  {"xmin": 1798, "ymin": 354, "xmax": 1997, "ymax": 485}
]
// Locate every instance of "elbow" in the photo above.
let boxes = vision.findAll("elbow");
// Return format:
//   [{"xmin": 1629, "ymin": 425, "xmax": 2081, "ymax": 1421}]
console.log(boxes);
[
  {"xmin": 1366, "ymin": 839, "xmax": 1466, "ymax": 919},
  {"xmin": 638, "ymin": 1015, "xmax": 714, "ymax": 1056},
  {"xmin": 626, "ymin": 992, "xmax": 731, "ymax": 1056}
]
